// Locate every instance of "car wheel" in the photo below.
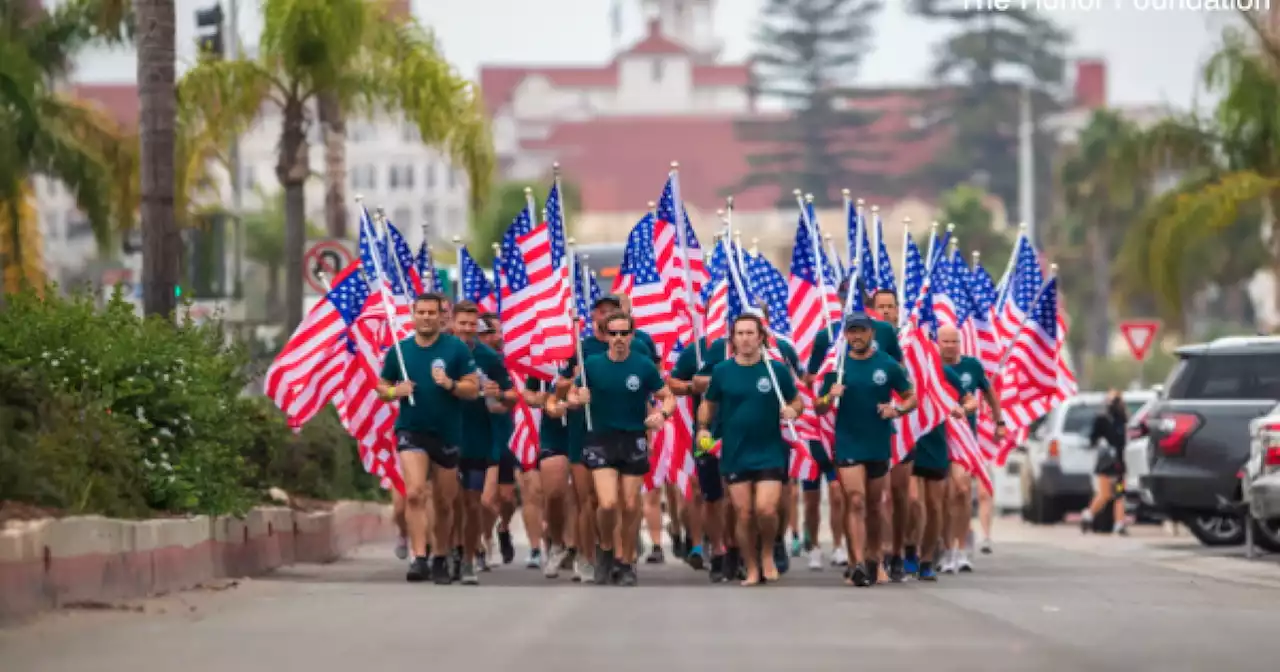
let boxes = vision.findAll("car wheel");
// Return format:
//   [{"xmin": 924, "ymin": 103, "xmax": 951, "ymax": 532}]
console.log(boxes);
[
  {"xmin": 1249, "ymin": 516, "xmax": 1280, "ymax": 553},
  {"xmin": 1185, "ymin": 514, "xmax": 1246, "ymax": 547}
]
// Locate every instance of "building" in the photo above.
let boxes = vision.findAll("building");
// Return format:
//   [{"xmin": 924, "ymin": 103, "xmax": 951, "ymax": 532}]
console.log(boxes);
[{"xmin": 32, "ymin": 0, "xmax": 470, "ymax": 290}]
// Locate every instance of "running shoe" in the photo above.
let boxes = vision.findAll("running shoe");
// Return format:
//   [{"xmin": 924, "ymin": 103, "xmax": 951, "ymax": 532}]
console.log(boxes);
[
  {"xmin": 917, "ymin": 561, "xmax": 938, "ymax": 582},
  {"xmin": 772, "ymin": 539, "xmax": 790, "ymax": 575},
  {"xmin": 545, "ymin": 544, "xmax": 565, "ymax": 579},
  {"xmin": 903, "ymin": 551, "xmax": 920, "ymax": 576},
  {"xmin": 575, "ymin": 557, "xmax": 596, "ymax": 584},
  {"xmin": 939, "ymin": 550, "xmax": 958, "ymax": 574},
  {"xmin": 498, "ymin": 528, "xmax": 515, "ymax": 564},
  {"xmin": 686, "ymin": 545, "xmax": 705, "ymax": 570},
  {"xmin": 831, "ymin": 546, "xmax": 849, "ymax": 567},
  {"xmin": 560, "ymin": 547, "xmax": 577, "ymax": 570},
  {"xmin": 431, "ymin": 556, "xmax": 452, "ymax": 585},
  {"xmin": 888, "ymin": 556, "xmax": 907, "ymax": 583},
  {"xmin": 460, "ymin": 560, "xmax": 479, "ymax": 586},
  {"xmin": 394, "ymin": 537, "xmax": 409, "ymax": 561},
  {"xmin": 406, "ymin": 556, "xmax": 430, "ymax": 583},
  {"xmin": 709, "ymin": 554, "xmax": 726, "ymax": 583},
  {"xmin": 956, "ymin": 550, "xmax": 974, "ymax": 573},
  {"xmin": 807, "ymin": 547, "xmax": 823, "ymax": 571},
  {"xmin": 476, "ymin": 549, "xmax": 489, "ymax": 573},
  {"xmin": 450, "ymin": 546, "xmax": 463, "ymax": 582},
  {"xmin": 849, "ymin": 563, "xmax": 872, "ymax": 587},
  {"xmin": 980, "ymin": 538, "xmax": 993, "ymax": 555},
  {"xmin": 645, "ymin": 544, "xmax": 665, "ymax": 564},
  {"xmin": 526, "ymin": 547, "xmax": 542, "ymax": 569},
  {"xmin": 595, "ymin": 547, "xmax": 615, "ymax": 586},
  {"xmin": 616, "ymin": 563, "xmax": 638, "ymax": 587},
  {"xmin": 789, "ymin": 534, "xmax": 803, "ymax": 558}
]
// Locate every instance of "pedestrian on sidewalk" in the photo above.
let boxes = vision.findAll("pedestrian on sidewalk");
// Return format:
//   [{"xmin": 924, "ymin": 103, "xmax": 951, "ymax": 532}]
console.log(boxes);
[{"xmin": 1081, "ymin": 389, "xmax": 1129, "ymax": 535}]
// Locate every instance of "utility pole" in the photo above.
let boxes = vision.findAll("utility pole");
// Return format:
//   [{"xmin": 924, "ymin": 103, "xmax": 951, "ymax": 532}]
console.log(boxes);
[
  {"xmin": 1018, "ymin": 80, "xmax": 1036, "ymax": 246},
  {"xmin": 228, "ymin": 0, "xmax": 244, "ymax": 303}
]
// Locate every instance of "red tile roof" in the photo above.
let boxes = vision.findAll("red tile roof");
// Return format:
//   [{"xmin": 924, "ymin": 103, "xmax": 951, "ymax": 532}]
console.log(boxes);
[
  {"xmin": 520, "ymin": 92, "xmax": 951, "ymax": 213},
  {"xmin": 70, "ymin": 83, "xmax": 139, "ymax": 131},
  {"xmin": 623, "ymin": 19, "xmax": 690, "ymax": 56}
]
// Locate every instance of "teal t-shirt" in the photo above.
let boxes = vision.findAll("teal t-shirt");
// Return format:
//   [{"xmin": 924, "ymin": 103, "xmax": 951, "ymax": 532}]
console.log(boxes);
[
  {"xmin": 915, "ymin": 364, "xmax": 966, "ymax": 471},
  {"xmin": 579, "ymin": 351, "xmax": 665, "ymax": 432},
  {"xmin": 490, "ymin": 411, "xmax": 514, "ymax": 463},
  {"xmin": 950, "ymin": 355, "xmax": 989, "ymax": 431},
  {"xmin": 456, "ymin": 340, "xmax": 512, "ymax": 461},
  {"xmin": 819, "ymin": 350, "xmax": 911, "ymax": 463},
  {"xmin": 806, "ymin": 319, "xmax": 902, "ymax": 375},
  {"xmin": 525, "ymin": 377, "xmax": 586, "ymax": 462},
  {"xmin": 705, "ymin": 358, "xmax": 798, "ymax": 474},
  {"xmin": 380, "ymin": 332, "xmax": 476, "ymax": 447}
]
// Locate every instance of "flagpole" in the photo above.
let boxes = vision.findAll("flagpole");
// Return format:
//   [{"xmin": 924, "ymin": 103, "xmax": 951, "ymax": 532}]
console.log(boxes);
[
  {"xmin": 871, "ymin": 207, "xmax": 882, "ymax": 283},
  {"xmin": 996, "ymin": 224, "xmax": 1028, "ymax": 294},
  {"xmin": 357, "ymin": 199, "xmax": 414, "ymax": 407},
  {"xmin": 997, "ymin": 265, "xmax": 1058, "ymax": 370},
  {"xmin": 420, "ymin": 221, "xmax": 435, "ymax": 292},
  {"xmin": 374, "ymin": 207, "xmax": 414, "ymax": 310},
  {"xmin": 834, "ymin": 191, "xmax": 867, "ymax": 393},
  {"xmin": 797, "ymin": 189, "xmax": 833, "ymax": 341},
  {"xmin": 670, "ymin": 162, "xmax": 704, "ymax": 369},
  {"xmin": 566, "ymin": 236, "xmax": 593, "ymax": 432},
  {"xmin": 898, "ymin": 217, "xmax": 911, "ymax": 329},
  {"xmin": 925, "ymin": 221, "xmax": 939, "ymax": 271}
]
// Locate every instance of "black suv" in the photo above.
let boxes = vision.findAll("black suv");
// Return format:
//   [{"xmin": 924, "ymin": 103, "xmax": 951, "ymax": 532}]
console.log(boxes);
[{"xmin": 1143, "ymin": 336, "xmax": 1280, "ymax": 547}]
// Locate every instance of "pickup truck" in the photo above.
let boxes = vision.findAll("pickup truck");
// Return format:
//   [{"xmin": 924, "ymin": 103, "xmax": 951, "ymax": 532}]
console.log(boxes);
[{"xmin": 1142, "ymin": 336, "xmax": 1280, "ymax": 547}]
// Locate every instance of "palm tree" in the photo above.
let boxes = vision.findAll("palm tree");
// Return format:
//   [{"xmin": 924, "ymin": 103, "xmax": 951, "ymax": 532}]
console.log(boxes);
[
  {"xmin": 1054, "ymin": 109, "xmax": 1150, "ymax": 359},
  {"xmin": 178, "ymin": 0, "xmax": 494, "ymax": 332},
  {"xmin": 242, "ymin": 187, "xmax": 322, "ymax": 316},
  {"xmin": 0, "ymin": 0, "xmax": 134, "ymax": 293},
  {"xmin": 1118, "ymin": 16, "xmax": 1280, "ymax": 328},
  {"xmin": 134, "ymin": 0, "xmax": 179, "ymax": 317}
]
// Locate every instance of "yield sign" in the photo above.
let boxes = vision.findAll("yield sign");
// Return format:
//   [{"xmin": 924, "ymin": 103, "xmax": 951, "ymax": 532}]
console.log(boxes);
[{"xmin": 1120, "ymin": 319, "xmax": 1162, "ymax": 362}]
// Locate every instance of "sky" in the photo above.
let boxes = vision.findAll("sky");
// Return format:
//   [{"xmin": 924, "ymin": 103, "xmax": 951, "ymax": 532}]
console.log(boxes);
[{"xmin": 68, "ymin": 0, "xmax": 1245, "ymax": 110}]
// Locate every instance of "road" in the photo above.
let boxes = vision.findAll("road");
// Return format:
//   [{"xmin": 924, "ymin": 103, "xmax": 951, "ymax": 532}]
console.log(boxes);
[{"xmin": 3, "ymin": 518, "xmax": 1280, "ymax": 672}]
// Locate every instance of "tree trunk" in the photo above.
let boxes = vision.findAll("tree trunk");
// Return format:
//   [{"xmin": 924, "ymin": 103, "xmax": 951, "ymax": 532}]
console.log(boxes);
[
  {"xmin": 136, "ymin": 0, "xmax": 179, "ymax": 318},
  {"xmin": 1085, "ymin": 221, "xmax": 1112, "ymax": 359},
  {"xmin": 317, "ymin": 92, "xmax": 348, "ymax": 239},
  {"xmin": 277, "ymin": 97, "xmax": 309, "ymax": 333}
]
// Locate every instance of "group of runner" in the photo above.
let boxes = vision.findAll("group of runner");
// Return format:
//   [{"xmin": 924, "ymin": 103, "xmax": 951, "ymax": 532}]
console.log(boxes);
[{"xmin": 377, "ymin": 279, "xmax": 1006, "ymax": 587}]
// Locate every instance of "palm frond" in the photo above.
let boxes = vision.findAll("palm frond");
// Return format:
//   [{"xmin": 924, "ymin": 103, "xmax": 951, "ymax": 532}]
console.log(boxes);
[{"xmin": 178, "ymin": 58, "xmax": 277, "ymax": 137}]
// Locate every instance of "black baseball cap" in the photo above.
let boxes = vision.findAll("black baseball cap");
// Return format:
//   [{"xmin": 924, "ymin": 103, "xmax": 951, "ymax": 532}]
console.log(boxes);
[
  {"xmin": 592, "ymin": 294, "xmax": 623, "ymax": 309},
  {"xmin": 843, "ymin": 311, "xmax": 875, "ymax": 331}
]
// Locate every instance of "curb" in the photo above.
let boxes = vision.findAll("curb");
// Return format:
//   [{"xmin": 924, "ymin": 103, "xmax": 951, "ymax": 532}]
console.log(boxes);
[{"xmin": 0, "ymin": 501, "xmax": 394, "ymax": 625}]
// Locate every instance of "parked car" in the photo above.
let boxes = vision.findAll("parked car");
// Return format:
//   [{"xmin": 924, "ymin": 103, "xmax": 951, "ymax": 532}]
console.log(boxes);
[
  {"xmin": 992, "ymin": 449, "xmax": 1025, "ymax": 515},
  {"xmin": 1242, "ymin": 412, "xmax": 1280, "ymax": 553},
  {"xmin": 1020, "ymin": 390, "xmax": 1155, "ymax": 526},
  {"xmin": 1124, "ymin": 386, "xmax": 1164, "ymax": 522},
  {"xmin": 1143, "ymin": 336, "xmax": 1280, "ymax": 547}
]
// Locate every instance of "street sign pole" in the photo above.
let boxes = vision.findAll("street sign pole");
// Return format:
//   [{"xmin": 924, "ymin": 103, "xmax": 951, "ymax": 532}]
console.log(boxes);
[{"xmin": 1120, "ymin": 319, "xmax": 1162, "ymax": 389}]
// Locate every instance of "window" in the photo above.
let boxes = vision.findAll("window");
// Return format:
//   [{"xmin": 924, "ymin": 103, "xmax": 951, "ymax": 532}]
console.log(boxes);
[
  {"xmin": 1167, "ymin": 353, "xmax": 1280, "ymax": 400},
  {"xmin": 446, "ymin": 207, "xmax": 460, "ymax": 233},
  {"xmin": 403, "ymin": 165, "xmax": 414, "ymax": 189},
  {"xmin": 365, "ymin": 165, "xmax": 377, "ymax": 190},
  {"xmin": 425, "ymin": 163, "xmax": 436, "ymax": 188},
  {"xmin": 422, "ymin": 202, "xmax": 436, "ymax": 227},
  {"xmin": 389, "ymin": 165, "xmax": 400, "ymax": 190},
  {"xmin": 349, "ymin": 124, "xmax": 373, "ymax": 142},
  {"xmin": 402, "ymin": 123, "xmax": 420, "ymax": 142},
  {"xmin": 652, "ymin": 58, "xmax": 664, "ymax": 82},
  {"xmin": 241, "ymin": 165, "xmax": 257, "ymax": 192},
  {"xmin": 393, "ymin": 207, "xmax": 412, "ymax": 228},
  {"xmin": 447, "ymin": 168, "xmax": 457, "ymax": 191}
]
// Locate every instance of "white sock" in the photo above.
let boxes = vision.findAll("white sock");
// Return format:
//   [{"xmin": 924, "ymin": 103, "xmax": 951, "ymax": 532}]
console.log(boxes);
[{"xmin": 1081, "ymin": 510, "xmax": 1094, "ymax": 522}]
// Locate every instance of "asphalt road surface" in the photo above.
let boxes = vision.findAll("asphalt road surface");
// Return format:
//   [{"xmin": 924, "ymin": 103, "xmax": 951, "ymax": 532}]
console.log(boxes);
[{"xmin": 4, "ymin": 518, "xmax": 1280, "ymax": 672}]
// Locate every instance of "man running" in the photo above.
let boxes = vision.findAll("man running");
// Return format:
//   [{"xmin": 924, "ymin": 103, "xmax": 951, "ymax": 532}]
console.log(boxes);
[
  {"xmin": 668, "ymin": 334, "xmax": 719, "ymax": 577},
  {"xmin": 566, "ymin": 311, "xmax": 673, "ymax": 586},
  {"xmin": 815, "ymin": 311, "xmax": 916, "ymax": 587},
  {"xmin": 450, "ymin": 301, "xmax": 515, "ymax": 585},
  {"xmin": 379, "ymin": 292, "xmax": 479, "ymax": 583},
  {"xmin": 936, "ymin": 325, "xmax": 1003, "ymax": 573},
  {"xmin": 697, "ymin": 312, "xmax": 802, "ymax": 586}
]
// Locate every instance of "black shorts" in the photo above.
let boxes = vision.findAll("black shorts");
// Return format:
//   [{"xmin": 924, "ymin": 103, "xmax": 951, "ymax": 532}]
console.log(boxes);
[
  {"xmin": 696, "ymin": 455, "xmax": 725, "ymax": 503},
  {"xmin": 458, "ymin": 457, "xmax": 489, "ymax": 492},
  {"xmin": 396, "ymin": 430, "xmax": 460, "ymax": 470},
  {"xmin": 723, "ymin": 467, "xmax": 788, "ymax": 485},
  {"xmin": 498, "ymin": 451, "xmax": 518, "ymax": 484},
  {"xmin": 582, "ymin": 430, "xmax": 650, "ymax": 477},
  {"xmin": 834, "ymin": 458, "xmax": 891, "ymax": 480},
  {"xmin": 913, "ymin": 464, "xmax": 948, "ymax": 481},
  {"xmin": 897, "ymin": 451, "xmax": 915, "ymax": 465}
]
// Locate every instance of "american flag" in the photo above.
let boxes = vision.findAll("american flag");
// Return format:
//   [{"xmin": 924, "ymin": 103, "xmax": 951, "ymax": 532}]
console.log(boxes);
[
  {"xmin": 573, "ymin": 254, "xmax": 602, "ymax": 339},
  {"xmin": 415, "ymin": 237, "xmax": 437, "ymax": 294},
  {"xmin": 745, "ymin": 252, "xmax": 793, "ymax": 339},
  {"xmin": 899, "ymin": 232, "xmax": 928, "ymax": 331},
  {"xmin": 654, "ymin": 174, "xmax": 707, "ymax": 348},
  {"xmin": 969, "ymin": 256, "xmax": 1003, "ymax": 459},
  {"xmin": 850, "ymin": 204, "xmax": 877, "ymax": 292},
  {"xmin": 459, "ymin": 246, "xmax": 498, "ymax": 314},
  {"xmin": 788, "ymin": 212, "xmax": 842, "ymax": 363},
  {"xmin": 496, "ymin": 203, "xmax": 573, "ymax": 375},
  {"xmin": 334, "ymin": 291, "xmax": 405, "ymax": 495},
  {"xmin": 541, "ymin": 182, "xmax": 576, "ymax": 362},
  {"xmin": 507, "ymin": 371, "xmax": 541, "ymax": 469},
  {"xmin": 1004, "ymin": 275, "xmax": 1061, "ymax": 412},
  {"xmin": 874, "ymin": 214, "xmax": 897, "ymax": 294},
  {"xmin": 612, "ymin": 214, "xmax": 679, "ymax": 347},
  {"xmin": 382, "ymin": 221, "xmax": 423, "ymax": 299},
  {"xmin": 699, "ymin": 239, "xmax": 734, "ymax": 342}
]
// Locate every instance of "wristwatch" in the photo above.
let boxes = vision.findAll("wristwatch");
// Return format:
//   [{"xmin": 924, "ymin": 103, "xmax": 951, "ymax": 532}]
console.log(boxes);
[
  {"xmin": 996, "ymin": 420, "xmax": 1007, "ymax": 426},
  {"xmin": 661, "ymin": 409, "xmax": 673, "ymax": 419}
]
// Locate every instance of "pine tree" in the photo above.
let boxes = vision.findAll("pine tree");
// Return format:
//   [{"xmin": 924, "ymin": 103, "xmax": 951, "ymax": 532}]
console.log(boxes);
[
  {"xmin": 735, "ymin": 0, "xmax": 885, "ymax": 208},
  {"xmin": 910, "ymin": 1, "xmax": 1070, "ymax": 223}
]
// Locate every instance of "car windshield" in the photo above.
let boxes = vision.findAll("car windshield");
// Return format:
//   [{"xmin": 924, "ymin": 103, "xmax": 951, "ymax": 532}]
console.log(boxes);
[{"xmin": 1062, "ymin": 400, "xmax": 1148, "ymax": 435}]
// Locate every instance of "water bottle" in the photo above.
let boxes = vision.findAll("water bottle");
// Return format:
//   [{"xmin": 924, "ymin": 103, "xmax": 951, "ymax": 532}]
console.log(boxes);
[{"xmin": 479, "ymin": 369, "xmax": 502, "ymax": 411}]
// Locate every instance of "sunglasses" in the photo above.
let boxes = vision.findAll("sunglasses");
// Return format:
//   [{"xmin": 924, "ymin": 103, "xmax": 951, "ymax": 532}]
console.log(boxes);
[{"xmin": 607, "ymin": 329, "xmax": 633, "ymax": 338}]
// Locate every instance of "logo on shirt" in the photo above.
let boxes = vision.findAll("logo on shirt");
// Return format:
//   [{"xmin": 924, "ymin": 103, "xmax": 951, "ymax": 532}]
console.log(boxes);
[
  {"xmin": 961, "ymin": 372, "xmax": 973, "ymax": 389},
  {"xmin": 756, "ymin": 377, "xmax": 772, "ymax": 394},
  {"xmin": 872, "ymin": 369, "xmax": 887, "ymax": 385},
  {"xmin": 625, "ymin": 374, "xmax": 641, "ymax": 391},
  {"xmin": 870, "ymin": 340, "xmax": 879, "ymax": 353},
  {"xmin": 431, "ymin": 358, "xmax": 446, "ymax": 371}
]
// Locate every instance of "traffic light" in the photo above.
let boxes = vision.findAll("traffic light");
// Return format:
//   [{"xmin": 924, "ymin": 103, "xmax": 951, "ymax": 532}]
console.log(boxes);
[
  {"xmin": 175, "ymin": 285, "xmax": 183, "ymax": 298},
  {"xmin": 195, "ymin": 4, "xmax": 225, "ymax": 58}
]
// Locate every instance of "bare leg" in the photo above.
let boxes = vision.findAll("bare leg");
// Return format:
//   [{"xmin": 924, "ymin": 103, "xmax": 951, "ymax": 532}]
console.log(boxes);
[
  {"xmin": 755, "ymin": 481, "xmax": 783, "ymax": 581},
  {"xmin": 593, "ymin": 469, "xmax": 621, "ymax": 553},
  {"xmin": 400, "ymin": 452, "xmax": 431, "ymax": 558},
  {"xmin": 643, "ymin": 488, "xmax": 664, "ymax": 555},
  {"xmin": 619, "ymin": 475, "xmax": 647, "ymax": 564},
  {"xmin": 838, "ymin": 466, "xmax": 869, "ymax": 568},
  {"xmin": 920, "ymin": 477, "xmax": 947, "ymax": 564},
  {"xmin": 431, "ymin": 466, "xmax": 459, "ymax": 559},
  {"xmin": 728, "ymin": 482, "xmax": 760, "ymax": 585},
  {"xmin": 572, "ymin": 464, "xmax": 597, "ymax": 564},
  {"xmin": 865, "ymin": 474, "xmax": 889, "ymax": 570}
]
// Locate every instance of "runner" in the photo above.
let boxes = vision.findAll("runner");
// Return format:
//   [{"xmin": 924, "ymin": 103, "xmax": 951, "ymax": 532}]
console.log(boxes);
[
  {"xmin": 696, "ymin": 312, "xmax": 803, "ymax": 586},
  {"xmin": 668, "ymin": 334, "xmax": 719, "ymax": 577},
  {"xmin": 392, "ymin": 489, "xmax": 409, "ymax": 560},
  {"xmin": 911, "ymin": 325, "xmax": 981, "ymax": 580},
  {"xmin": 935, "ymin": 325, "xmax": 1003, "ymax": 573},
  {"xmin": 565, "ymin": 311, "xmax": 673, "ymax": 586},
  {"xmin": 378, "ymin": 292, "xmax": 479, "ymax": 584},
  {"xmin": 815, "ymin": 311, "xmax": 916, "ymax": 587},
  {"xmin": 802, "ymin": 317, "xmax": 847, "ymax": 571},
  {"xmin": 869, "ymin": 288, "xmax": 919, "ymax": 581},
  {"xmin": 524, "ymin": 370, "xmax": 577, "ymax": 578},
  {"xmin": 451, "ymin": 301, "xmax": 516, "ymax": 586}
]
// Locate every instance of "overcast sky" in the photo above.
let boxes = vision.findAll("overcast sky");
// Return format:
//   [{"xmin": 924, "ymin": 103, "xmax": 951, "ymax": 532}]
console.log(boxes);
[{"xmin": 69, "ymin": 0, "xmax": 1241, "ymax": 110}]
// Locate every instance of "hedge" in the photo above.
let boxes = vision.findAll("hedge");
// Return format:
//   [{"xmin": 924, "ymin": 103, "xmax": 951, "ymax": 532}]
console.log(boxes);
[{"xmin": 0, "ymin": 288, "xmax": 381, "ymax": 519}]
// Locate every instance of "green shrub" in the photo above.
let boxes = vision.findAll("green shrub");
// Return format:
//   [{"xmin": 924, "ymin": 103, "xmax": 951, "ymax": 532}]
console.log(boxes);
[
  {"xmin": 0, "ymin": 288, "xmax": 257, "ymax": 515},
  {"xmin": 0, "ymin": 365, "xmax": 150, "ymax": 518},
  {"xmin": 238, "ymin": 398, "xmax": 383, "ymax": 502}
]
